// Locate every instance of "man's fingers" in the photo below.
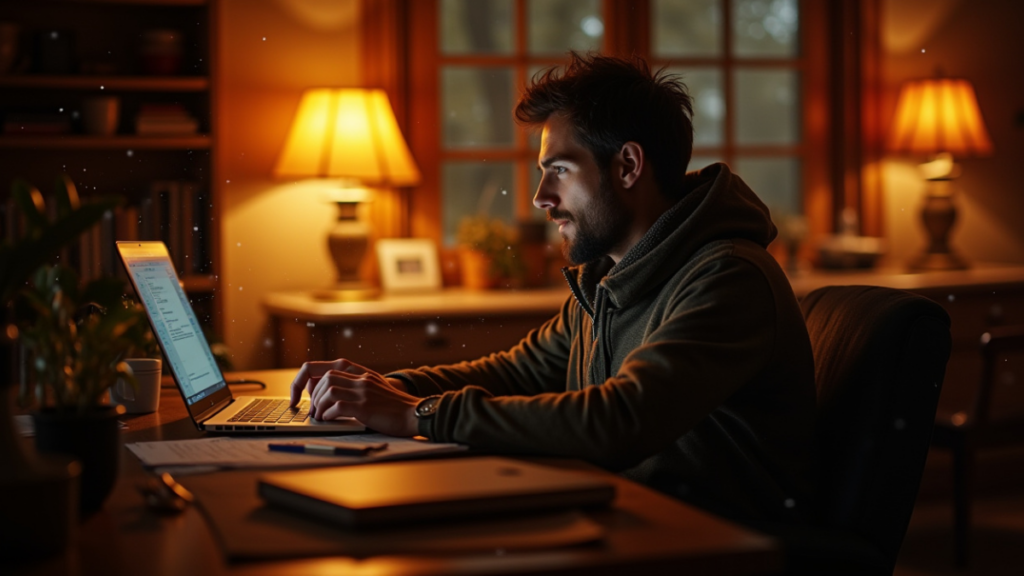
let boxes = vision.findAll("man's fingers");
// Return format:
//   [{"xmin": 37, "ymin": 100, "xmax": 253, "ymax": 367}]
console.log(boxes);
[
  {"xmin": 318, "ymin": 401, "xmax": 357, "ymax": 422},
  {"xmin": 313, "ymin": 387, "xmax": 360, "ymax": 421},
  {"xmin": 332, "ymin": 358, "xmax": 375, "ymax": 376},
  {"xmin": 310, "ymin": 371, "xmax": 360, "ymax": 418},
  {"xmin": 289, "ymin": 363, "xmax": 313, "ymax": 407},
  {"xmin": 290, "ymin": 360, "xmax": 354, "ymax": 407}
]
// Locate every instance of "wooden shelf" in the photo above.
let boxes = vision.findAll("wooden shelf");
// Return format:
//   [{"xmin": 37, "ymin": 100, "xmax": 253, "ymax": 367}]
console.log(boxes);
[
  {"xmin": 0, "ymin": 135, "xmax": 211, "ymax": 150},
  {"xmin": 181, "ymin": 275, "xmax": 217, "ymax": 293},
  {"xmin": 0, "ymin": 76, "xmax": 209, "ymax": 92}
]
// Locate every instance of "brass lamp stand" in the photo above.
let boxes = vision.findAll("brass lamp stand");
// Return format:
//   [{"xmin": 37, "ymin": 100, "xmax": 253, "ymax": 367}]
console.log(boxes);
[
  {"xmin": 317, "ymin": 197, "xmax": 379, "ymax": 301},
  {"xmin": 910, "ymin": 174, "xmax": 968, "ymax": 271}
]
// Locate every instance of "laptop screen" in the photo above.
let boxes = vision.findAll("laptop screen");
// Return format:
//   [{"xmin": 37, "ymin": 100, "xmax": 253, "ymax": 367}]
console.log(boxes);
[{"xmin": 118, "ymin": 242, "xmax": 226, "ymax": 407}]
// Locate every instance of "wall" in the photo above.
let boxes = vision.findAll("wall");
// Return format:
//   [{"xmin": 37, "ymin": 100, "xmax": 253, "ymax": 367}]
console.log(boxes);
[
  {"xmin": 880, "ymin": 0, "xmax": 1024, "ymax": 265},
  {"xmin": 219, "ymin": 0, "xmax": 362, "ymax": 369}
]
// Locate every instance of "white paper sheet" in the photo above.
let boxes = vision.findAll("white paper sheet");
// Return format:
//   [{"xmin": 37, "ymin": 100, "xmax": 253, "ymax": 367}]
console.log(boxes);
[{"xmin": 126, "ymin": 433, "xmax": 466, "ymax": 469}]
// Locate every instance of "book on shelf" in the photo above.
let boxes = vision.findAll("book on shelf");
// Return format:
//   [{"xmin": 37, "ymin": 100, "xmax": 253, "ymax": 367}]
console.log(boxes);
[
  {"xmin": 138, "ymin": 180, "xmax": 210, "ymax": 278},
  {"xmin": 2, "ymin": 112, "xmax": 72, "ymax": 135},
  {"xmin": 2, "ymin": 181, "xmax": 210, "ymax": 287},
  {"xmin": 135, "ymin": 103, "xmax": 199, "ymax": 136}
]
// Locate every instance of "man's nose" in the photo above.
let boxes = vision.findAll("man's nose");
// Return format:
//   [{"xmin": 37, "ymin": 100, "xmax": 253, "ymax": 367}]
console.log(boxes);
[{"xmin": 533, "ymin": 176, "xmax": 557, "ymax": 210}]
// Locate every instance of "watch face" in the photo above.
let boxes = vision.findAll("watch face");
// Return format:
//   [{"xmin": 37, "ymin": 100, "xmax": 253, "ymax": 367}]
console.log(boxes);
[{"xmin": 416, "ymin": 396, "xmax": 440, "ymax": 418}]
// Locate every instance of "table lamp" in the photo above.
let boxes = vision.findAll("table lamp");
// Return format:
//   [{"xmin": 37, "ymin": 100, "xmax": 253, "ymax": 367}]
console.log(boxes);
[
  {"xmin": 888, "ymin": 77, "xmax": 993, "ymax": 271},
  {"xmin": 274, "ymin": 88, "xmax": 420, "ymax": 300}
]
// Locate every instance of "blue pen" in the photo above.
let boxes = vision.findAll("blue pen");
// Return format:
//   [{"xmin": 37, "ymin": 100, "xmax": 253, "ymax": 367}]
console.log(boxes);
[{"xmin": 268, "ymin": 441, "xmax": 387, "ymax": 456}]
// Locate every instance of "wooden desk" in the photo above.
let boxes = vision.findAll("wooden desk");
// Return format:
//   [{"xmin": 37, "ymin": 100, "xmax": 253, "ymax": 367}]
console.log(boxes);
[{"xmin": 16, "ymin": 370, "xmax": 783, "ymax": 576}]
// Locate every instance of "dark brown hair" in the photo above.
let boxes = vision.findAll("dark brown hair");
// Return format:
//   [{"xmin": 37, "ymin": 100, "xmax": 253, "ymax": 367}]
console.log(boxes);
[{"xmin": 515, "ymin": 52, "xmax": 694, "ymax": 197}]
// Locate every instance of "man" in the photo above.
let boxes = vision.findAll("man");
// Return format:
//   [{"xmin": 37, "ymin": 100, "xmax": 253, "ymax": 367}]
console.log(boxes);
[{"xmin": 289, "ymin": 53, "xmax": 817, "ymax": 527}]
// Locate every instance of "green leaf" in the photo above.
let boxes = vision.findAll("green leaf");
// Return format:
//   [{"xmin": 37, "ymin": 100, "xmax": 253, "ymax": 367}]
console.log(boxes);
[
  {"xmin": 11, "ymin": 179, "xmax": 48, "ymax": 234},
  {"xmin": 0, "ymin": 195, "xmax": 121, "ymax": 303},
  {"xmin": 53, "ymin": 175, "xmax": 81, "ymax": 218}
]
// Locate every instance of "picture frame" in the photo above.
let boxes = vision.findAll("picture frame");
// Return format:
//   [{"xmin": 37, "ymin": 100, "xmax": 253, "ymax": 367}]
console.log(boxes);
[{"xmin": 375, "ymin": 238, "xmax": 442, "ymax": 293}]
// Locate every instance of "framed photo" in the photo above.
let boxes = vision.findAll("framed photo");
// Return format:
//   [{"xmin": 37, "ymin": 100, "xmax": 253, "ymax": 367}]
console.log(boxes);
[{"xmin": 375, "ymin": 238, "xmax": 442, "ymax": 293}]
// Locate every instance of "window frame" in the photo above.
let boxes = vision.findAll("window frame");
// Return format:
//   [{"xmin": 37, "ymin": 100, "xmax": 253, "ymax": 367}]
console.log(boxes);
[{"xmin": 404, "ymin": 0, "xmax": 853, "ymax": 266}]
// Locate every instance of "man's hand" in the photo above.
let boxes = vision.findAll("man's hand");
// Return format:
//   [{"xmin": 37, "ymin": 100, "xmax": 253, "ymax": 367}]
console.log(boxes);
[{"xmin": 289, "ymin": 359, "xmax": 419, "ymax": 437}]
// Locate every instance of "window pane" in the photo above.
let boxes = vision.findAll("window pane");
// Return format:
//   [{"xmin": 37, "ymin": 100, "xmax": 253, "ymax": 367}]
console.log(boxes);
[
  {"xmin": 528, "ymin": 0, "xmax": 603, "ymax": 56},
  {"xmin": 525, "ymin": 64, "xmax": 552, "ymax": 149},
  {"xmin": 734, "ymin": 68, "xmax": 799, "ymax": 145},
  {"xmin": 442, "ymin": 161, "xmax": 517, "ymax": 245},
  {"xmin": 667, "ymin": 67, "xmax": 724, "ymax": 147},
  {"xmin": 440, "ymin": 0, "xmax": 514, "ymax": 55},
  {"xmin": 732, "ymin": 0, "xmax": 799, "ymax": 58},
  {"xmin": 689, "ymin": 155, "xmax": 723, "ymax": 171},
  {"xmin": 732, "ymin": 156, "xmax": 801, "ymax": 214},
  {"xmin": 442, "ymin": 66, "xmax": 515, "ymax": 149},
  {"xmin": 652, "ymin": 0, "xmax": 722, "ymax": 58}
]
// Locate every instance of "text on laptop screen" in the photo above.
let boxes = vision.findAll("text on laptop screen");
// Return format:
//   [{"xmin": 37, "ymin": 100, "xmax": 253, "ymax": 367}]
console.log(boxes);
[{"xmin": 126, "ymin": 258, "xmax": 225, "ymax": 405}]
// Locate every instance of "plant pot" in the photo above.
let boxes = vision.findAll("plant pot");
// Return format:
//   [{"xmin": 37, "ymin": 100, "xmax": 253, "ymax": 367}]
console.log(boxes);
[
  {"xmin": 32, "ymin": 404, "xmax": 123, "ymax": 517},
  {"xmin": 458, "ymin": 247, "xmax": 498, "ymax": 290}
]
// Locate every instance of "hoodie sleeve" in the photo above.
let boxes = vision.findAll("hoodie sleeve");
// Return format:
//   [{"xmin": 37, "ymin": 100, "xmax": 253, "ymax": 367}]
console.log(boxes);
[
  {"xmin": 386, "ymin": 295, "xmax": 576, "ymax": 398},
  {"xmin": 414, "ymin": 256, "xmax": 778, "ymax": 470}
]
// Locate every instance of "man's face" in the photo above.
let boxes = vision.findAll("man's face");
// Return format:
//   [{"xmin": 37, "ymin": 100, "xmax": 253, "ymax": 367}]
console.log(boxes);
[{"xmin": 534, "ymin": 115, "xmax": 631, "ymax": 265}]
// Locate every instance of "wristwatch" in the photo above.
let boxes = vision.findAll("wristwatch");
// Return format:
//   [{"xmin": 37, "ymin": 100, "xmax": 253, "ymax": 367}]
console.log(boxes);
[{"xmin": 414, "ymin": 395, "xmax": 442, "ymax": 419}]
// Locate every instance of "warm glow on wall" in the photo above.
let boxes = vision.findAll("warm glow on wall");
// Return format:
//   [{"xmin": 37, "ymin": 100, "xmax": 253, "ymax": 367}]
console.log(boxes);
[
  {"xmin": 273, "ymin": 88, "xmax": 421, "ymax": 186},
  {"xmin": 888, "ymin": 78, "xmax": 993, "ymax": 158}
]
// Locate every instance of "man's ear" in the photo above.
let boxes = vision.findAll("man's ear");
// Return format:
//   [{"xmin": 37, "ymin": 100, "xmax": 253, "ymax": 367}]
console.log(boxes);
[{"xmin": 616, "ymin": 142, "xmax": 644, "ymax": 189}]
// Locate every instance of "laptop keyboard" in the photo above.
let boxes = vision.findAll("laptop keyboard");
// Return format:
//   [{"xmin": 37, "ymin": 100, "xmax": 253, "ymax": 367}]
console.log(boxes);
[{"xmin": 227, "ymin": 399, "xmax": 310, "ymax": 424}]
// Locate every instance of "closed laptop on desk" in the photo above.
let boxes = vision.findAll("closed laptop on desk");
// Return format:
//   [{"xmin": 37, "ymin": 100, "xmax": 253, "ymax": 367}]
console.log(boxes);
[{"xmin": 258, "ymin": 456, "xmax": 615, "ymax": 527}]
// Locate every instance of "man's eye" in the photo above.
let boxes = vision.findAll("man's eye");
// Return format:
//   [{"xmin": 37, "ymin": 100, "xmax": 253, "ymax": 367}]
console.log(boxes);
[{"xmin": 555, "ymin": 166, "xmax": 566, "ymax": 174}]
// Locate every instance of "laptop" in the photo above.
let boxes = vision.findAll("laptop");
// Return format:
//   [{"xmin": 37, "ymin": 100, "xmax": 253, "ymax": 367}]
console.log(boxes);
[
  {"xmin": 117, "ymin": 241, "xmax": 363, "ymax": 434},
  {"xmin": 258, "ymin": 456, "xmax": 616, "ymax": 527}
]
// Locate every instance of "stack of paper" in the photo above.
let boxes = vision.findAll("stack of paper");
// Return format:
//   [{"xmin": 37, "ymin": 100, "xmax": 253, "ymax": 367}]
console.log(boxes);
[{"xmin": 126, "ymin": 433, "xmax": 465, "ymax": 472}]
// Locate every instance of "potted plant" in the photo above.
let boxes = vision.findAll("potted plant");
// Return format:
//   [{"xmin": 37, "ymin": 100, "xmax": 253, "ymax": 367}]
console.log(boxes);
[
  {"xmin": 16, "ymin": 264, "xmax": 148, "ymax": 516},
  {"xmin": 1, "ymin": 177, "xmax": 142, "ymax": 514},
  {"xmin": 455, "ymin": 215, "xmax": 524, "ymax": 289},
  {"xmin": 0, "ymin": 176, "xmax": 123, "ymax": 556}
]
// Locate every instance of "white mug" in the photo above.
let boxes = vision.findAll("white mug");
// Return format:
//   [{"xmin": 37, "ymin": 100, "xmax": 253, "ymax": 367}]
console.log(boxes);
[{"xmin": 111, "ymin": 358, "xmax": 162, "ymax": 414}]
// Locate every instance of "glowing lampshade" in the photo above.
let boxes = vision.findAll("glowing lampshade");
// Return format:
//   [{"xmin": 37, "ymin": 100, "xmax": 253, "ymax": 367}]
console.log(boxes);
[
  {"xmin": 274, "ymin": 88, "xmax": 420, "ymax": 186},
  {"xmin": 888, "ymin": 78, "xmax": 993, "ymax": 157},
  {"xmin": 888, "ymin": 77, "xmax": 994, "ymax": 272},
  {"xmin": 274, "ymin": 88, "xmax": 420, "ymax": 300}
]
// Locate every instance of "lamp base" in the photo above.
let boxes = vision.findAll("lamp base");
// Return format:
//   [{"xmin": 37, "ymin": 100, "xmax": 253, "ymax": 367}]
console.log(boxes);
[
  {"xmin": 311, "ymin": 283, "xmax": 380, "ymax": 302},
  {"xmin": 909, "ymin": 180, "xmax": 970, "ymax": 272},
  {"xmin": 909, "ymin": 251, "xmax": 969, "ymax": 271}
]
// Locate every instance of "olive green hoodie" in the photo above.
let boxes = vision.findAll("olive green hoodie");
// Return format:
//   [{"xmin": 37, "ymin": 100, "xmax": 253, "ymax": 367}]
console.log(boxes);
[{"xmin": 390, "ymin": 163, "xmax": 817, "ymax": 526}]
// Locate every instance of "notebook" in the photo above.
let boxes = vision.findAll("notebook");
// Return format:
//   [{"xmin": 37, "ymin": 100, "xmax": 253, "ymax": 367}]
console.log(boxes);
[
  {"xmin": 117, "ymin": 241, "xmax": 363, "ymax": 434},
  {"xmin": 258, "ymin": 456, "xmax": 616, "ymax": 528}
]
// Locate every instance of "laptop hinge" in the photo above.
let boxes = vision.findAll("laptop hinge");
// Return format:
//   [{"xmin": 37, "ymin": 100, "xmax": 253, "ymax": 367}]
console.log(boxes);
[{"xmin": 192, "ymin": 393, "xmax": 234, "ymax": 427}]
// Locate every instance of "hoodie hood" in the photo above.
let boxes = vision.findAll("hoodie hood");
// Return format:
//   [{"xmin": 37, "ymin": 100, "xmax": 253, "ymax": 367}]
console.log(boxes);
[{"xmin": 566, "ymin": 163, "xmax": 777, "ymax": 309}]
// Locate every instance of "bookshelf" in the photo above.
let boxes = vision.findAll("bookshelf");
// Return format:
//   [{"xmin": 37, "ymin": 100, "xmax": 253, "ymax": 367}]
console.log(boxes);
[{"xmin": 0, "ymin": 0, "xmax": 221, "ymax": 335}]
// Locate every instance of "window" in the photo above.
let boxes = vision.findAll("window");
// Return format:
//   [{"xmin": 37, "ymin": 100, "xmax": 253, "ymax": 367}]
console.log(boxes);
[
  {"xmin": 651, "ymin": 0, "xmax": 803, "ymax": 217},
  {"xmin": 407, "ymin": 0, "xmax": 825, "ymax": 249}
]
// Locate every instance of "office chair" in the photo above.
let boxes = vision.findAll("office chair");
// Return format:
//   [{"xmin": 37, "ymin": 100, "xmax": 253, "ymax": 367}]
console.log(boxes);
[
  {"xmin": 931, "ymin": 324, "xmax": 1024, "ymax": 567},
  {"xmin": 780, "ymin": 285, "xmax": 951, "ymax": 575}
]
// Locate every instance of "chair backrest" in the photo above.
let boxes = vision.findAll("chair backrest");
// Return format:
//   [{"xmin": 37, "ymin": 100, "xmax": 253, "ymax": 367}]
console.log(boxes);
[{"xmin": 801, "ymin": 285, "xmax": 951, "ymax": 568}]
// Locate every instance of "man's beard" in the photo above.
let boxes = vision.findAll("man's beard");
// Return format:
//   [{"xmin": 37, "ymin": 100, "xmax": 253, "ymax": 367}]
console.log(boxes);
[{"xmin": 550, "ymin": 175, "xmax": 630, "ymax": 265}]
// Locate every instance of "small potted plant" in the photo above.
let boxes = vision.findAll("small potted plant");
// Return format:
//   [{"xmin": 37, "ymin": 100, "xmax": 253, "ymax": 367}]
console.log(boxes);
[
  {"xmin": 0, "ymin": 176, "xmax": 123, "ymax": 555},
  {"xmin": 0, "ymin": 176, "xmax": 145, "ymax": 517},
  {"xmin": 16, "ymin": 264, "xmax": 148, "ymax": 516},
  {"xmin": 455, "ymin": 215, "xmax": 524, "ymax": 289}
]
